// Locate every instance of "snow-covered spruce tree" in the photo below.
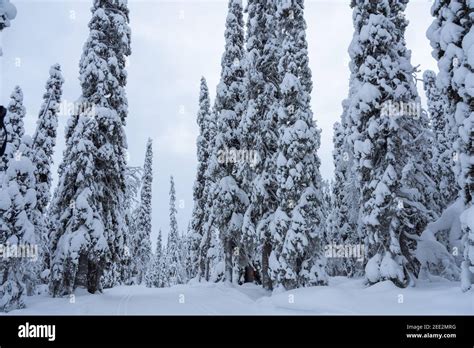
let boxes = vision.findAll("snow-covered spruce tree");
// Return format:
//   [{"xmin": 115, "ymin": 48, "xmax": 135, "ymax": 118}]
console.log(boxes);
[
  {"xmin": 237, "ymin": 0, "xmax": 265, "ymax": 286},
  {"xmin": 83, "ymin": 0, "xmax": 131, "ymax": 287},
  {"xmin": 122, "ymin": 165, "xmax": 143, "ymax": 285},
  {"xmin": 348, "ymin": 0, "xmax": 437, "ymax": 288},
  {"xmin": 427, "ymin": 0, "xmax": 470, "ymax": 164},
  {"xmin": 182, "ymin": 225, "xmax": 194, "ymax": 282},
  {"xmin": 326, "ymin": 122, "xmax": 347, "ymax": 276},
  {"xmin": 417, "ymin": 70, "xmax": 459, "ymax": 275},
  {"xmin": 49, "ymin": 114, "xmax": 108, "ymax": 296},
  {"xmin": 238, "ymin": 0, "xmax": 280, "ymax": 289},
  {"xmin": 32, "ymin": 64, "xmax": 64, "ymax": 214},
  {"xmin": 331, "ymin": 72, "xmax": 367, "ymax": 278},
  {"xmin": 341, "ymin": 40, "xmax": 367, "ymax": 257},
  {"xmin": 0, "ymin": 136, "xmax": 37, "ymax": 311},
  {"xmin": 78, "ymin": 0, "xmax": 132, "ymax": 288},
  {"xmin": 321, "ymin": 179, "xmax": 332, "ymax": 215},
  {"xmin": 319, "ymin": 179, "xmax": 332, "ymax": 239},
  {"xmin": 427, "ymin": 0, "xmax": 473, "ymax": 291},
  {"xmin": 52, "ymin": 0, "xmax": 131, "ymax": 294},
  {"xmin": 1, "ymin": 86, "xmax": 26, "ymax": 176},
  {"xmin": 270, "ymin": 0, "xmax": 327, "ymax": 291},
  {"xmin": 145, "ymin": 230, "xmax": 163, "ymax": 288},
  {"xmin": 0, "ymin": 87, "xmax": 26, "ymax": 304},
  {"xmin": 196, "ymin": 105, "xmax": 217, "ymax": 282},
  {"xmin": 190, "ymin": 77, "xmax": 212, "ymax": 280},
  {"xmin": 206, "ymin": 0, "xmax": 249, "ymax": 284},
  {"xmin": 31, "ymin": 64, "xmax": 64, "ymax": 279},
  {"xmin": 16, "ymin": 137, "xmax": 41, "ymax": 296},
  {"xmin": 47, "ymin": 109, "xmax": 83, "ymax": 245},
  {"xmin": 132, "ymin": 138, "xmax": 153, "ymax": 284},
  {"xmin": 164, "ymin": 176, "xmax": 185, "ymax": 286},
  {"xmin": 423, "ymin": 70, "xmax": 457, "ymax": 211},
  {"xmin": 0, "ymin": 0, "xmax": 16, "ymax": 56},
  {"xmin": 326, "ymin": 117, "xmax": 359, "ymax": 277},
  {"xmin": 0, "ymin": 92, "xmax": 39, "ymax": 296},
  {"xmin": 180, "ymin": 228, "xmax": 188, "ymax": 281},
  {"xmin": 328, "ymin": 99, "xmax": 363, "ymax": 277}
]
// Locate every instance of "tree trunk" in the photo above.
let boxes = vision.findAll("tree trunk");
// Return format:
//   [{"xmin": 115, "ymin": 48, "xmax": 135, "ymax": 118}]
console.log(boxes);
[
  {"xmin": 75, "ymin": 253, "xmax": 88, "ymax": 289},
  {"xmin": 224, "ymin": 238, "xmax": 233, "ymax": 283},
  {"xmin": 244, "ymin": 266, "xmax": 255, "ymax": 283},
  {"xmin": 87, "ymin": 258, "xmax": 104, "ymax": 294},
  {"xmin": 262, "ymin": 241, "xmax": 272, "ymax": 290},
  {"xmin": 199, "ymin": 230, "xmax": 210, "ymax": 281},
  {"xmin": 204, "ymin": 257, "xmax": 210, "ymax": 281},
  {"xmin": 232, "ymin": 254, "xmax": 240, "ymax": 285}
]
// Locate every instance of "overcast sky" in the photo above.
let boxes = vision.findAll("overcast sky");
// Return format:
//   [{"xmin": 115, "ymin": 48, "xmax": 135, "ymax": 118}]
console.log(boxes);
[{"xmin": 1, "ymin": 0, "xmax": 437, "ymax": 245}]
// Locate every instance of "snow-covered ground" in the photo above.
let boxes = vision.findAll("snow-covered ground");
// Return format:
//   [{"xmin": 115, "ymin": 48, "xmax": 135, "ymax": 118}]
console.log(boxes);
[{"xmin": 3, "ymin": 277, "xmax": 473, "ymax": 315}]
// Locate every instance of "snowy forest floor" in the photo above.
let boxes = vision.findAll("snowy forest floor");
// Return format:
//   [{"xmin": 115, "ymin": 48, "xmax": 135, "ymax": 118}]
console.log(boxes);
[{"xmin": 3, "ymin": 277, "xmax": 473, "ymax": 315}]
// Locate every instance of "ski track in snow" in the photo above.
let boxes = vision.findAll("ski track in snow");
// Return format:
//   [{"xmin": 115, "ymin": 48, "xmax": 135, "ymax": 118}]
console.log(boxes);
[
  {"xmin": 116, "ymin": 287, "xmax": 133, "ymax": 315},
  {"xmin": 2, "ymin": 277, "xmax": 473, "ymax": 315}
]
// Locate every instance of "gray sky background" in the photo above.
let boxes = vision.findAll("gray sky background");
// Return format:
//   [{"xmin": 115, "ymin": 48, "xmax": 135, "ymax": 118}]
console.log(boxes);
[{"xmin": 1, "ymin": 0, "xmax": 437, "ymax": 246}]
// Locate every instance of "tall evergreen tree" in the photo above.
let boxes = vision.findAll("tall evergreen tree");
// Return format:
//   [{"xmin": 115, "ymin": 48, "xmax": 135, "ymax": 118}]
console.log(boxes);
[
  {"xmin": 164, "ymin": 176, "xmax": 185, "ymax": 286},
  {"xmin": 82, "ymin": 0, "xmax": 131, "ymax": 287},
  {"xmin": 32, "ymin": 64, "xmax": 64, "ymax": 215},
  {"xmin": 33, "ymin": 64, "xmax": 64, "ymax": 214},
  {"xmin": 329, "ymin": 99, "xmax": 362, "ymax": 277},
  {"xmin": 197, "ymin": 105, "xmax": 218, "ymax": 282},
  {"xmin": 327, "ymin": 120, "xmax": 347, "ymax": 276},
  {"xmin": 1, "ymin": 86, "xmax": 26, "ymax": 176},
  {"xmin": 145, "ymin": 230, "xmax": 163, "ymax": 288},
  {"xmin": 132, "ymin": 138, "xmax": 153, "ymax": 284},
  {"xmin": 238, "ymin": 0, "xmax": 266, "ymax": 285},
  {"xmin": 31, "ymin": 64, "xmax": 64, "ymax": 277},
  {"xmin": 0, "ymin": 135, "xmax": 37, "ymax": 311},
  {"xmin": 326, "ymin": 108, "xmax": 360, "ymax": 277},
  {"xmin": 0, "ymin": 86, "xmax": 27, "ymax": 308},
  {"xmin": 427, "ymin": 0, "xmax": 466, "ymax": 153},
  {"xmin": 194, "ymin": 103, "xmax": 220, "ymax": 282},
  {"xmin": 122, "ymin": 165, "xmax": 143, "ymax": 285},
  {"xmin": 342, "ymin": 54, "xmax": 365, "ymax": 260},
  {"xmin": 179, "ymin": 231, "xmax": 192, "ymax": 283},
  {"xmin": 349, "ymin": 0, "xmax": 437, "ymax": 287},
  {"xmin": 423, "ymin": 70, "xmax": 457, "ymax": 210},
  {"xmin": 270, "ymin": 0, "xmax": 327, "ymax": 291},
  {"xmin": 49, "ymin": 114, "xmax": 107, "ymax": 296},
  {"xmin": 207, "ymin": 0, "xmax": 249, "ymax": 284},
  {"xmin": 190, "ymin": 78, "xmax": 213, "ymax": 280},
  {"xmin": 50, "ymin": 0, "xmax": 132, "ymax": 293},
  {"xmin": 427, "ymin": 0, "xmax": 474, "ymax": 291},
  {"xmin": 239, "ymin": 0, "xmax": 280, "ymax": 289},
  {"xmin": 0, "ymin": 91, "xmax": 38, "ymax": 298}
]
